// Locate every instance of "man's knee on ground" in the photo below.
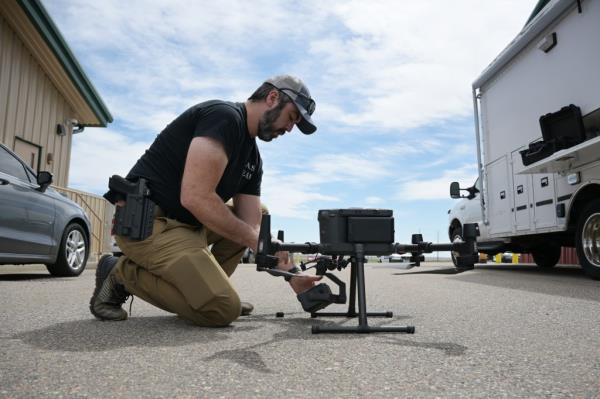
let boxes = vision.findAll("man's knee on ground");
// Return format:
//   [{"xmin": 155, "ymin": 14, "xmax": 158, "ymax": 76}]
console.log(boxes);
[{"xmin": 190, "ymin": 290, "xmax": 241, "ymax": 327}]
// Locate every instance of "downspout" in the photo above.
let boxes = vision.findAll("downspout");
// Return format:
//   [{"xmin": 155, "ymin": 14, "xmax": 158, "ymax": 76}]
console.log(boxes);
[{"xmin": 472, "ymin": 87, "xmax": 488, "ymax": 225}]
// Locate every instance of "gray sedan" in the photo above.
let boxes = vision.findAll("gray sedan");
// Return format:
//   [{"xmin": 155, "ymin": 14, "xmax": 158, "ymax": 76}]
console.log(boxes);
[{"xmin": 0, "ymin": 143, "xmax": 91, "ymax": 276}]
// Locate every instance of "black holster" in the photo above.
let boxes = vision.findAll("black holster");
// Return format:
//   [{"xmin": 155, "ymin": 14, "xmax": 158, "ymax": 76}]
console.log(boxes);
[{"xmin": 104, "ymin": 175, "xmax": 155, "ymax": 241}]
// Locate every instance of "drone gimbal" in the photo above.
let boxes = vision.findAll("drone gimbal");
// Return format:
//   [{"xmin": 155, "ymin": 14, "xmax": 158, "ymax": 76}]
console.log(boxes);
[{"xmin": 256, "ymin": 208, "xmax": 479, "ymax": 334}]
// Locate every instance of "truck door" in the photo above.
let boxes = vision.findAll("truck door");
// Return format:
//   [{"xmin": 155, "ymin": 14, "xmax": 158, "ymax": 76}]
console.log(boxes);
[
  {"xmin": 485, "ymin": 156, "xmax": 512, "ymax": 235},
  {"xmin": 532, "ymin": 173, "xmax": 556, "ymax": 229},
  {"xmin": 511, "ymin": 149, "xmax": 533, "ymax": 232}
]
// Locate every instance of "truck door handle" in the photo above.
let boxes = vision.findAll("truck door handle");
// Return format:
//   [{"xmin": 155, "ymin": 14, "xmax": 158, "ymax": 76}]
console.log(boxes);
[{"xmin": 0, "ymin": 178, "xmax": 9, "ymax": 185}]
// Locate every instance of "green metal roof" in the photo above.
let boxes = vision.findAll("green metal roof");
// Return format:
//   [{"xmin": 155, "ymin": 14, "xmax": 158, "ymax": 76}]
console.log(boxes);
[{"xmin": 17, "ymin": 0, "xmax": 113, "ymax": 127}]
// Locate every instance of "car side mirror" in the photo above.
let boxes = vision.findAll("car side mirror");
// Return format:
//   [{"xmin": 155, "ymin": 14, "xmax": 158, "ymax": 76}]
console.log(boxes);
[
  {"xmin": 450, "ymin": 182, "xmax": 461, "ymax": 199},
  {"xmin": 36, "ymin": 171, "xmax": 53, "ymax": 192}
]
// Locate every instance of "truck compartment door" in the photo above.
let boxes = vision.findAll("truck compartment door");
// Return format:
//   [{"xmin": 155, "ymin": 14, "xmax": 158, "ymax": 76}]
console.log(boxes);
[
  {"xmin": 511, "ymin": 149, "xmax": 533, "ymax": 232},
  {"xmin": 485, "ymin": 156, "xmax": 512, "ymax": 236},
  {"xmin": 532, "ymin": 173, "xmax": 557, "ymax": 229}
]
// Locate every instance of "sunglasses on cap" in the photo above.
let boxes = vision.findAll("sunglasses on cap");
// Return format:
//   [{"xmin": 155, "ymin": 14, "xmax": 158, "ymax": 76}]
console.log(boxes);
[{"xmin": 278, "ymin": 88, "xmax": 316, "ymax": 116}]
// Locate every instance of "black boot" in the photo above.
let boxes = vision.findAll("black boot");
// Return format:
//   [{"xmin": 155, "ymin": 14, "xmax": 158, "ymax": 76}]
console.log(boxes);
[{"xmin": 89, "ymin": 255, "xmax": 130, "ymax": 321}]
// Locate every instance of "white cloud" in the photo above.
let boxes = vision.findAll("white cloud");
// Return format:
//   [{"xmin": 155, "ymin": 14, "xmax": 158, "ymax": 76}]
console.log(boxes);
[
  {"xmin": 260, "ymin": 151, "xmax": 391, "ymax": 217},
  {"xmin": 41, "ymin": 0, "xmax": 537, "ymax": 226},
  {"xmin": 365, "ymin": 196, "xmax": 383, "ymax": 205},
  {"xmin": 68, "ymin": 129, "xmax": 151, "ymax": 194},
  {"xmin": 261, "ymin": 170, "xmax": 339, "ymax": 219},
  {"xmin": 46, "ymin": 0, "xmax": 537, "ymax": 134},
  {"xmin": 395, "ymin": 164, "xmax": 478, "ymax": 201},
  {"xmin": 306, "ymin": 1, "xmax": 537, "ymax": 130}
]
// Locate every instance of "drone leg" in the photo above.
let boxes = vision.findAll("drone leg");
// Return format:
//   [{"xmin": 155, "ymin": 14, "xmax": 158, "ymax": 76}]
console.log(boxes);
[
  {"xmin": 311, "ymin": 259, "xmax": 393, "ymax": 318},
  {"xmin": 347, "ymin": 263, "xmax": 357, "ymax": 316},
  {"xmin": 313, "ymin": 245, "xmax": 414, "ymax": 334},
  {"xmin": 356, "ymin": 250, "xmax": 369, "ymax": 328}
]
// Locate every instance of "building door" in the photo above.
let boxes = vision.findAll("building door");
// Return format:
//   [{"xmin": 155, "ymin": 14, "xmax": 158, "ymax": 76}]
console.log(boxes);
[{"xmin": 14, "ymin": 138, "xmax": 41, "ymax": 172}]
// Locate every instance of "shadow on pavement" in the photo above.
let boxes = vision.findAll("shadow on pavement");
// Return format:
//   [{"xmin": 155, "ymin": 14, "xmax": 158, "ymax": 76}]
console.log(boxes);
[
  {"xmin": 378, "ymin": 337, "xmax": 467, "ymax": 356},
  {"xmin": 12, "ymin": 316, "xmax": 252, "ymax": 352},
  {"xmin": 475, "ymin": 264, "xmax": 584, "ymax": 277},
  {"xmin": 392, "ymin": 267, "xmax": 461, "ymax": 276},
  {"xmin": 12, "ymin": 312, "xmax": 468, "ymax": 373},
  {"xmin": 0, "ymin": 273, "xmax": 54, "ymax": 281},
  {"xmin": 394, "ymin": 263, "xmax": 600, "ymax": 302},
  {"xmin": 203, "ymin": 314, "xmax": 467, "ymax": 372}
]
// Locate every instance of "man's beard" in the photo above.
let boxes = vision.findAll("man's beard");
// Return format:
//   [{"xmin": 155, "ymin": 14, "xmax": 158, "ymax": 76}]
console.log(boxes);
[{"xmin": 257, "ymin": 102, "xmax": 286, "ymax": 142}]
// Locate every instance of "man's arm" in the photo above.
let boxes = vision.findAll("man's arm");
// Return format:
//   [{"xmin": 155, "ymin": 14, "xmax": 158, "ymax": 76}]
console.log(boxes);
[
  {"xmin": 232, "ymin": 194, "xmax": 262, "ymax": 232},
  {"xmin": 233, "ymin": 194, "xmax": 289, "ymax": 267},
  {"xmin": 180, "ymin": 137, "xmax": 258, "ymax": 250},
  {"xmin": 232, "ymin": 187, "xmax": 322, "ymax": 293}
]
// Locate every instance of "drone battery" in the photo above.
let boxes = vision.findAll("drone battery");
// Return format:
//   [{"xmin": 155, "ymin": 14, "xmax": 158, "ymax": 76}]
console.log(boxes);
[
  {"xmin": 318, "ymin": 209, "xmax": 394, "ymax": 244},
  {"xmin": 347, "ymin": 217, "xmax": 394, "ymax": 243}
]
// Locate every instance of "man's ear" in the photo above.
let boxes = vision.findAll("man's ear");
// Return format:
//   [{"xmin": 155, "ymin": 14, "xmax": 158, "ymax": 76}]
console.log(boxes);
[{"xmin": 266, "ymin": 89, "xmax": 279, "ymax": 108}]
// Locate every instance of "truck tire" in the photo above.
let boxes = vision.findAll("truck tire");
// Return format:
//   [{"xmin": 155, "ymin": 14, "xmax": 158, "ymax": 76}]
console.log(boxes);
[
  {"xmin": 450, "ymin": 227, "xmax": 462, "ymax": 267},
  {"xmin": 46, "ymin": 223, "xmax": 89, "ymax": 277},
  {"xmin": 531, "ymin": 245, "xmax": 561, "ymax": 268},
  {"xmin": 575, "ymin": 199, "xmax": 600, "ymax": 280},
  {"xmin": 450, "ymin": 227, "xmax": 475, "ymax": 270}
]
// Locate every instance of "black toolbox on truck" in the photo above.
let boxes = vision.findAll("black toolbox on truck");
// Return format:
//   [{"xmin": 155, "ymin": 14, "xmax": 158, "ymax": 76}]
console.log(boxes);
[{"xmin": 520, "ymin": 104, "xmax": 586, "ymax": 166}]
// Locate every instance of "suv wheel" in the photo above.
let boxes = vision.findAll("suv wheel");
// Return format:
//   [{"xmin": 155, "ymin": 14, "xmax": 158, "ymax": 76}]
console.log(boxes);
[{"xmin": 46, "ymin": 223, "xmax": 89, "ymax": 277}]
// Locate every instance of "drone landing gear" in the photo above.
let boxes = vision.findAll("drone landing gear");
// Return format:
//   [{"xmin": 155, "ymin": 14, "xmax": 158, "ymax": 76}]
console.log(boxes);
[{"xmin": 310, "ymin": 244, "xmax": 415, "ymax": 334}]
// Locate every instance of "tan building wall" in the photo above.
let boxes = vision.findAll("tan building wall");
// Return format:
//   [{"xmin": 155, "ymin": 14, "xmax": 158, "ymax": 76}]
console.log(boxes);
[{"xmin": 0, "ymin": 13, "xmax": 76, "ymax": 188}]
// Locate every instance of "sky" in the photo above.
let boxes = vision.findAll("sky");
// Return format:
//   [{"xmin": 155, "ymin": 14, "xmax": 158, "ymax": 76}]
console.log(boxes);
[{"xmin": 44, "ymin": 0, "xmax": 539, "ymax": 244}]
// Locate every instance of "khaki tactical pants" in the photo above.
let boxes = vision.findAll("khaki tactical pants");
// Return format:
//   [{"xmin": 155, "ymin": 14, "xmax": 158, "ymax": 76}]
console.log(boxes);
[{"xmin": 113, "ymin": 205, "xmax": 258, "ymax": 327}]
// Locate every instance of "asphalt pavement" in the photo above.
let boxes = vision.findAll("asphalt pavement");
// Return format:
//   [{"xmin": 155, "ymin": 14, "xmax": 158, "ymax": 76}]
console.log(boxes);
[{"xmin": 1, "ymin": 261, "xmax": 600, "ymax": 398}]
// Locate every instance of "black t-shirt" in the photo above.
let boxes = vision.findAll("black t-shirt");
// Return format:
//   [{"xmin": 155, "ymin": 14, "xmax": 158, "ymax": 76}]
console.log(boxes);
[{"xmin": 125, "ymin": 100, "xmax": 262, "ymax": 226}]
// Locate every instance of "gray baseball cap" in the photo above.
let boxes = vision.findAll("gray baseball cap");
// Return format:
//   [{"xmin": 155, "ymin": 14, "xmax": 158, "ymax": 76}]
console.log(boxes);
[{"xmin": 265, "ymin": 75, "xmax": 317, "ymax": 134}]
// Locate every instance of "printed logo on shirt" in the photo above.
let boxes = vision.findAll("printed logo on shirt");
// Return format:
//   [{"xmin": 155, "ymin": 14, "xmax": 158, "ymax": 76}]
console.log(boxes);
[{"xmin": 242, "ymin": 162, "xmax": 256, "ymax": 180}]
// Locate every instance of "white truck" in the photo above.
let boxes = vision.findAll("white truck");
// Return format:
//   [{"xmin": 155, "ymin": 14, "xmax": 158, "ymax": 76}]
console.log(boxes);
[{"xmin": 448, "ymin": 0, "xmax": 600, "ymax": 279}]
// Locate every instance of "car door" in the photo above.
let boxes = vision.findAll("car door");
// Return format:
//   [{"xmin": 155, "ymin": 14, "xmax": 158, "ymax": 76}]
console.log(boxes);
[{"xmin": 0, "ymin": 145, "xmax": 55, "ymax": 257}]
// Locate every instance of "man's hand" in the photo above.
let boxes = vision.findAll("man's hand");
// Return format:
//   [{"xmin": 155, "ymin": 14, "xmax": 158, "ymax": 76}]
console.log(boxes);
[
  {"xmin": 272, "ymin": 239, "xmax": 290, "ymax": 267},
  {"xmin": 275, "ymin": 250, "xmax": 289, "ymax": 266},
  {"xmin": 288, "ymin": 272, "xmax": 322, "ymax": 294},
  {"xmin": 272, "ymin": 243, "xmax": 322, "ymax": 294}
]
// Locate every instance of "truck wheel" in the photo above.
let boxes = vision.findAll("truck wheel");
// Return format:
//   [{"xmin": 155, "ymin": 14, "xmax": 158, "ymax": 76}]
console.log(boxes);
[
  {"xmin": 531, "ymin": 245, "xmax": 561, "ymax": 268},
  {"xmin": 46, "ymin": 223, "xmax": 89, "ymax": 277},
  {"xmin": 450, "ymin": 228, "xmax": 462, "ymax": 267},
  {"xmin": 575, "ymin": 200, "xmax": 600, "ymax": 280}
]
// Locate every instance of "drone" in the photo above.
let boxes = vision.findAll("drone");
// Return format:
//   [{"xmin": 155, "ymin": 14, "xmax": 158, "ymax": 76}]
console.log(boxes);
[{"xmin": 255, "ymin": 208, "xmax": 479, "ymax": 334}]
